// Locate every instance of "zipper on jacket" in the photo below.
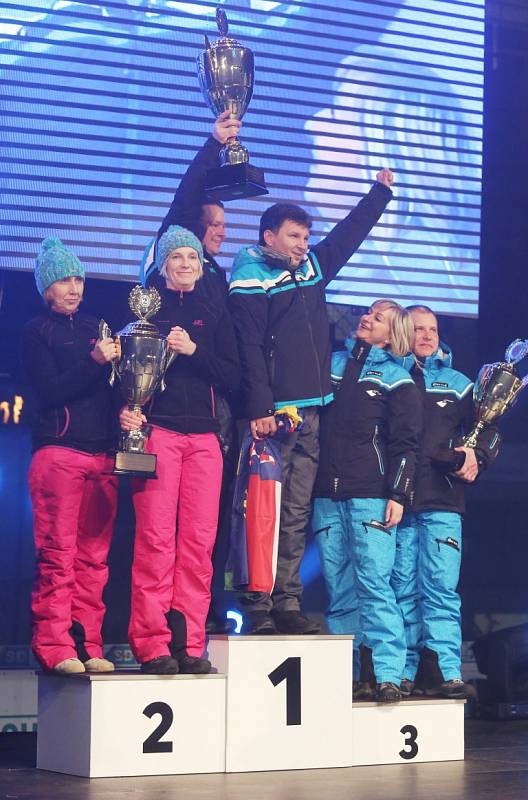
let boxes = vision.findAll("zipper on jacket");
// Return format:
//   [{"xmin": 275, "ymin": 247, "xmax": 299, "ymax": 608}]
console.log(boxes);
[
  {"xmin": 268, "ymin": 334, "xmax": 276, "ymax": 386},
  {"xmin": 372, "ymin": 424, "xmax": 385, "ymax": 475},
  {"xmin": 298, "ymin": 276, "xmax": 324, "ymax": 403},
  {"xmin": 210, "ymin": 385, "xmax": 216, "ymax": 418},
  {"xmin": 333, "ymin": 476, "xmax": 340, "ymax": 495},
  {"xmin": 393, "ymin": 457, "xmax": 406, "ymax": 490}
]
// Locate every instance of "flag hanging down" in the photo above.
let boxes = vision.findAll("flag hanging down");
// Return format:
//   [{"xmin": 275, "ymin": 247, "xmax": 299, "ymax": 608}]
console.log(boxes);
[{"xmin": 227, "ymin": 408, "xmax": 303, "ymax": 594}]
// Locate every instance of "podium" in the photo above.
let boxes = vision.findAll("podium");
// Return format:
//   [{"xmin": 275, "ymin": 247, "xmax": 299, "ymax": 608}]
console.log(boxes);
[
  {"xmin": 36, "ymin": 635, "xmax": 464, "ymax": 777},
  {"xmin": 36, "ymin": 672, "xmax": 226, "ymax": 777}
]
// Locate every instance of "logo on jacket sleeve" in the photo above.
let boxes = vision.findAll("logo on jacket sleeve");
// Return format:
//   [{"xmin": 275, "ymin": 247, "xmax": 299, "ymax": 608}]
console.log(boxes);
[
  {"xmin": 366, "ymin": 389, "xmax": 382, "ymax": 397},
  {"xmin": 436, "ymin": 399, "xmax": 454, "ymax": 407},
  {"xmin": 432, "ymin": 381, "xmax": 449, "ymax": 388}
]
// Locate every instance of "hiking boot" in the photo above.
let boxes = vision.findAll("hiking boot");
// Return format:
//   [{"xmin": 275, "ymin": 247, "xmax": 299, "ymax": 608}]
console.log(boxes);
[
  {"xmin": 354, "ymin": 681, "xmax": 376, "ymax": 701},
  {"xmin": 400, "ymin": 679, "xmax": 415, "ymax": 697},
  {"xmin": 140, "ymin": 656, "xmax": 179, "ymax": 675},
  {"xmin": 425, "ymin": 679, "xmax": 475, "ymax": 699},
  {"xmin": 178, "ymin": 654, "xmax": 212, "ymax": 674},
  {"xmin": 242, "ymin": 611, "xmax": 277, "ymax": 635},
  {"xmin": 272, "ymin": 610, "xmax": 320, "ymax": 635},
  {"xmin": 376, "ymin": 682, "xmax": 402, "ymax": 703}
]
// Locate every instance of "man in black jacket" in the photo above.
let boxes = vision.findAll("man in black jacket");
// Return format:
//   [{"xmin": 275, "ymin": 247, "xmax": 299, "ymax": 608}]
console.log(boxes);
[
  {"xmin": 144, "ymin": 110, "xmax": 239, "ymax": 305},
  {"xmin": 393, "ymin": 305, "xmax": 500, "ymax": 698},
  {"xmin": 229, "ymin": 169, "xmax": 394, "ymax": 634}
]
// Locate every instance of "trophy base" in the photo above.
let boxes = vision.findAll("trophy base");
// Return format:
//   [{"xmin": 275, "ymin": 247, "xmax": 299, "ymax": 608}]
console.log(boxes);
[
  {"xmin": 113, "ymin": 450, "xmax": 157, "ymax": 479},
  {"xmin": 205, "ymin": 163, "xmax": 268, "ymax": 201}
]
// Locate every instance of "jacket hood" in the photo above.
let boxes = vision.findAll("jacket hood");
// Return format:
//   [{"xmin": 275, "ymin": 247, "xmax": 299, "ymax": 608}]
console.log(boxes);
[{"xmin": 421, "ymin": 341, "xmax": 453, "ymax": 371}]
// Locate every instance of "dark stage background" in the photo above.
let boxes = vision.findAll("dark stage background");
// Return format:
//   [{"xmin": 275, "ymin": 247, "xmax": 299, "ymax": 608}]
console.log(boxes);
[{"xmin": 1, "ymin": 0, "xmax": 528, "ymax": 659}]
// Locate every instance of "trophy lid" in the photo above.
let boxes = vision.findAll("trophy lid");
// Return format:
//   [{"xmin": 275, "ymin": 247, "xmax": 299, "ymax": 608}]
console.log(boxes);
[
  {"xmin": 128, "ymin": 285, "xmax": 161, "ymax": 323},
  {"xmin": 205, "ymin": 7, "xmax": 241, "ymax": 49},
  {"xmin": 505, "ymin": 339, "xmax": 528, "ymax": 365}
]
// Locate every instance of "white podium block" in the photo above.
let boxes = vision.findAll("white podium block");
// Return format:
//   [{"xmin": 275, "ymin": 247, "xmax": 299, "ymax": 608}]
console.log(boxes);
[
  {"xmin": 37, "ymin": 672, "xmax": 226, "ymax": 777},
  {"xmin": 207, "ymin": 635, "xmax": 354, "ymax": 773},
  {"xmin": 351, "ymin": 698, "xmax": 465, "ymax": 765}
]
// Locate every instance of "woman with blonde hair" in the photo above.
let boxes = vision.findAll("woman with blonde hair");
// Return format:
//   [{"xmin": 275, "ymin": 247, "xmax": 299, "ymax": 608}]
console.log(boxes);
[
  {"xmin": 120, "ymin": 225, "xmax": 240, "ymax": 675},
  {"xmin": 312, "ymin": 299, "xmax": 422, "ymax": 702}
]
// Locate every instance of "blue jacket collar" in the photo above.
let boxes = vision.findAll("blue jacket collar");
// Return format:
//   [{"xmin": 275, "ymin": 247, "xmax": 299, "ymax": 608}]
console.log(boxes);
[
  {"xmin": 234, "ymin": 244, "xmax": 309, "ymax": 273},
  {"xmin": 345, "ymin": 336, "xmax": 414, "ymax": 373}
]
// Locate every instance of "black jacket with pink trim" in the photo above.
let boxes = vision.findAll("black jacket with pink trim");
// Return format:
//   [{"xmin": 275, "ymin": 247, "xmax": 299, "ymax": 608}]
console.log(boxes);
[
  {"xmin": 146, "ymin": 284, "xmax": 240, "ymax": 435},
  {"xmin": 22, "ymin": 310, "xmax": 117, "ymax": 454}
]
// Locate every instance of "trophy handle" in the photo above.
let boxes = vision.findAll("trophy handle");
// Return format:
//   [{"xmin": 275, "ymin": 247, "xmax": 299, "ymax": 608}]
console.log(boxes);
[
  {"xmin": 98, "ymin": 319, "xmax": 118, "ymax": 386},
  {"xmin": 108, "ymin": 335, "xmax": 122, "ymax": 387},
  {"xmin": 160, "ymin": 350, "xmax": 177, "ymax": 392}
]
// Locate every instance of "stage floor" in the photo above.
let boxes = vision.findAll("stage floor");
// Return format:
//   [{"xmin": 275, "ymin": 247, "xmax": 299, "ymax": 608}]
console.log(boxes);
[{"xmin": 1, "ymin": 719, "xmax": 527, "ymax": 800}]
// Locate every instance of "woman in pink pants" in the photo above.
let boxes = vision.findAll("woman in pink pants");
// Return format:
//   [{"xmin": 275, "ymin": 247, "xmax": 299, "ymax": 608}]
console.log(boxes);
[
  {"xmin": 121, "ymin": 225, "xmax": 240, "ymax": 675},
  {"xmin": 22, "ymin": 238, "xmax": 119, "ymax": 674}
]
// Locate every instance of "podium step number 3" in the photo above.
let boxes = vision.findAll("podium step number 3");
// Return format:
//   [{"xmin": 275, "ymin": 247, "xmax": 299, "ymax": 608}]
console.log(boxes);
[{"xmin": 351, "ymin": 699, "xmax": 465, "ymax": 766}]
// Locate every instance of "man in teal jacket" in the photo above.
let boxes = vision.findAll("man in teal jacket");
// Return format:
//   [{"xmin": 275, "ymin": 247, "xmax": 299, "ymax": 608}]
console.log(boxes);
[{"xmin": 229, "ymin": 170, "xmax": 394, "ymax": 634}]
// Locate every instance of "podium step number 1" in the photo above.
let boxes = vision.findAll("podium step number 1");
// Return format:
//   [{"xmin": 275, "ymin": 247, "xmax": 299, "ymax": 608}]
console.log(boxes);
[{"xmin": 208, "ymin": 635, "xmax": 355, "ymax": 772}]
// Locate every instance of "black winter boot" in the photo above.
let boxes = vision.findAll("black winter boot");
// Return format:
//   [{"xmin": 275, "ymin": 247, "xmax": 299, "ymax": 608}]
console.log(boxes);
[
  {"xmin": 166, "ymin": 609, "xmax": 212, "ymax": 674},
  {"xmin": 414, "ymin": 647, "xmax": 446, "ymax": 694},
  {"xmin": 357, "ymin": 645, "xmax": 376, "ymax": 698}
]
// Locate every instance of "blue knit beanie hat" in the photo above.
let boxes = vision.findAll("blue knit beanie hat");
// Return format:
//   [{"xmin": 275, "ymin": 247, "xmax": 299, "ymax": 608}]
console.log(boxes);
[
  {"xmin": 35, "ymin": 237, "xmax": 85, "ymax": 296},
  {"xmin": 155, "ymin": 225, "xmax": 203, "ymax": 275}
]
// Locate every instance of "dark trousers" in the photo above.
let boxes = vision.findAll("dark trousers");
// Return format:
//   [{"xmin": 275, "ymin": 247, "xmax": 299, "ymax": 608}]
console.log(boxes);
[{"xmin": 241, "ymin": 407, "xmax": 320, "ymax": 613}]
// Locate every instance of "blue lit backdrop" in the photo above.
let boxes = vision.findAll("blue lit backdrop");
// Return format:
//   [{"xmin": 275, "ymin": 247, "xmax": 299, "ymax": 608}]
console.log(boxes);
[{"xmin": 0, "ymin": 0, "xmax": 484, "ymax": 316}]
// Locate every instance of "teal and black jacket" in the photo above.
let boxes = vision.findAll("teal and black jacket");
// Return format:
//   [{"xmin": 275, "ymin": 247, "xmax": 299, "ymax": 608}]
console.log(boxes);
[
  {"xmin": 410, "ymin": 345, "xmax": 500, "ymax": 514},
  {"xmin": 228, "ymin": 182, "xmax": 392, "ymax": 419},
  {"xmin": 313, "ymin": 338, "xmax": 422, "ymax": 503}
]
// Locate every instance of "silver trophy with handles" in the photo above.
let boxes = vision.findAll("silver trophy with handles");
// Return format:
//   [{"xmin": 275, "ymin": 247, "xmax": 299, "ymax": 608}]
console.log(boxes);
[
  {"xmin": 463, "ymin": 339, "xmax": 528, "ymax": 446},
  {"xmin": 101, "ymin": 285, "xmax": 174, "ymax": 478},
  {"xmin": 197, "ymin": 7, "xmax": 268, "ymax": 200},
  {"xmin": 434, "ymin": 339, "xmax": 528, "ymax": 472}
]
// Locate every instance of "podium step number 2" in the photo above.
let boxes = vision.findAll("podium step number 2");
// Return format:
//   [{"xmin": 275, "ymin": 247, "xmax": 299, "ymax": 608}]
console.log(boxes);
[{"xmin": 36, "ymin": 673, "xmax": 226, "ymax": 778}]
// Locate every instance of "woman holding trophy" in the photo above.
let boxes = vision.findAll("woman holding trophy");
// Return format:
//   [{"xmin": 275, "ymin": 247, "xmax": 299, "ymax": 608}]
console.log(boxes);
[
  {"xmin": 22, "ymin": 238, "xmax": 120, "ymax": 674},
  {"xmin": 311, "ymin": 300, "xmax": 422, "ymax": 703},
  {"xmin": 120, "ymin": 225, "xmax": 240, "ymax": 675}
]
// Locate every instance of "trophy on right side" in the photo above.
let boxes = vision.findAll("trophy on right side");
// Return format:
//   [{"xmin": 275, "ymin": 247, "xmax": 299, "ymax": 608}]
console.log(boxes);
[
  {"xmin": 435, "ymin": 339, "xmax": 528, "ymax": 472},
  {"xmin": 197, "ymin": 7, "xmax": 268, "ymax": 200}
]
